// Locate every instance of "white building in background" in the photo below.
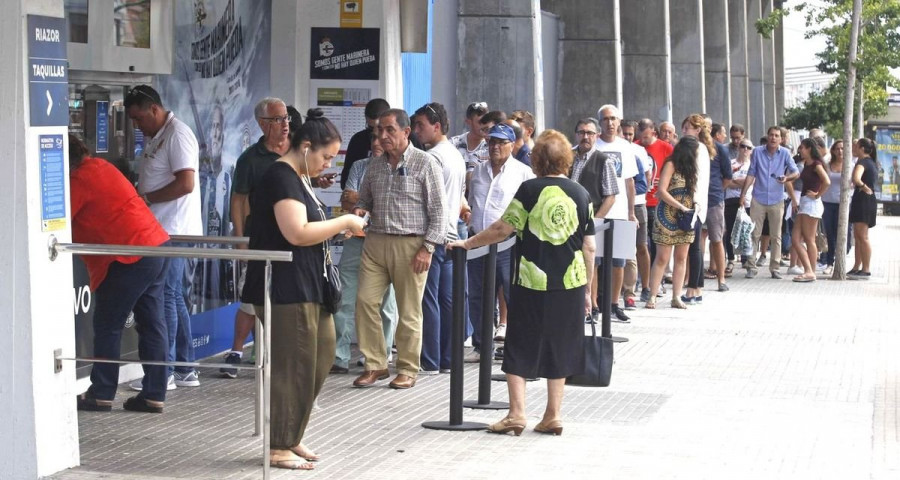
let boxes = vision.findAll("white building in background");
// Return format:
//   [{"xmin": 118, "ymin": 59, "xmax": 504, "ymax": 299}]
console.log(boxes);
[{"xmin": 784, "ymin": 65, "xmax": 836, "ymax": 110}]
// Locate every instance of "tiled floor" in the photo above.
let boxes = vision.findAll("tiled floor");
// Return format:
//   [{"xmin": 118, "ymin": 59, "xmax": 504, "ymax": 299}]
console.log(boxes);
[{"xmin": 52, "ymin": 217, "xmax": 900, "ymax": 479}]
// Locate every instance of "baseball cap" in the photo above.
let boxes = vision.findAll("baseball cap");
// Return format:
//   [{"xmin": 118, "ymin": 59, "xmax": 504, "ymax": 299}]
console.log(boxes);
[{"xmin": 488, "ymin": 123, "xmax": 516, "ymax": 143}]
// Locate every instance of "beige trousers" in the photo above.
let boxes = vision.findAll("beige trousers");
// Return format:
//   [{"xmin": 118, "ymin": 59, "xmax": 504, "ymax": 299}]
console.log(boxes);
[
  {"xmin": 356, "ymin": 233, "xmax": 428, "ymax": 377},
  {"xmin": 749, "ymin": 198, "xmax": 785, "ymax": 272}
]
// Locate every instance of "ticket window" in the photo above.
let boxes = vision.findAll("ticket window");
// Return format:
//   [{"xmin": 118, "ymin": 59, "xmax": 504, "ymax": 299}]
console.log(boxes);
[{"xmin": 68, "ymin": 83, "xmax": 141, "ymax": 184}]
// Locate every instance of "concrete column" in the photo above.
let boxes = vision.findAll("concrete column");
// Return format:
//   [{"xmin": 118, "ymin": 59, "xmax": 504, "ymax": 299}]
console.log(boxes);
[
  {"xmin": 761, "ymin": 0, "xmax": 777, "ymax": 127},
  {"xmin": 457, "ymin": 1, "xmax": 536, "ymax": 130},
  {"xmin": 432, "ymin": 0, "xmax": 460, "ymax": 128},
  {"xmin": 774, "ymin": 19, "xmax": 785, "ymax": 121},
  {"xmin": 670, "ymin": 0, "xmax": 705, "ymax": 125},
  {"xmin": 702, "ymin": 0, "xmax": 732, "ymax": 126},
  {"xmin": 746, "ymin": 0, "xmax": 765, "ymax": 141},
  {"xmin": 620, "ymin": 0, "xmax": 672, "ymax": 124},
  {"xmin": 1, "ymin": 1, "xmax": 80, "ymax": 478},
  {"xmin": 728, "ymin": 0, "xmax": 751, "ymax": 132},
  {"xmin": 542, "ymin": 0, "xmax": 620, "ymax": 134}
]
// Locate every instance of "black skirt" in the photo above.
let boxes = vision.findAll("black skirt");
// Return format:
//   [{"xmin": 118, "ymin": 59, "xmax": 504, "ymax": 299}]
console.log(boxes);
[
  {"xmin": 502, "ymin": 284, "xmax": 586, "ymax": 379},
  {"xmin": 849, "ymin": 191, "xmax": 877, "ymax": 228}
]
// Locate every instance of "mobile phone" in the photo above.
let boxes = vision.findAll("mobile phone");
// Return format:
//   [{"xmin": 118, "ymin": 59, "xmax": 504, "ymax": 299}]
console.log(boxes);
[{"xmin": 324, "ymin": 173, "xmax": 338, "ymax": 180}]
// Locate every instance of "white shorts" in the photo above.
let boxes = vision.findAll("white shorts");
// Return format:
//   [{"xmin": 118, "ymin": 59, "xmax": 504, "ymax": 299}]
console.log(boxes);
[{"xmin": 798, "ymin": 196, "xmax": 824, "ymax": 219}]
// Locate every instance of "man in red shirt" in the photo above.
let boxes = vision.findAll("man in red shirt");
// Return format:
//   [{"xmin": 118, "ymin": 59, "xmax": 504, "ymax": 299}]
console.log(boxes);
[{"xmin": 638, "ymin": 124, "xmax": 673, "ymax": 302}]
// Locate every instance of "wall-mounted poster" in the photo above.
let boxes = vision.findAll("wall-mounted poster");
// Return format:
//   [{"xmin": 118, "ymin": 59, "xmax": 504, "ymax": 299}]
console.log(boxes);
[
  {"xmin": 875, "ymin": 128, "xmax": 900, "ymax": 203},
  {"xmin": 311, "ymin": 27, "xmax": 380, "ymax": 80},
  {"xmin": 157, "ymin": 0, "xmax": 271, "ymax": 312}
]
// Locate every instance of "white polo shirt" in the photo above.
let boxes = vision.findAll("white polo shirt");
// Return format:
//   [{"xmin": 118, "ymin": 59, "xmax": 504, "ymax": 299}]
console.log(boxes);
[
  {"xmin": 428, "ymin": 139, "xmax": 467, "ymax": 241},
  {"xmin": 468, "ymin": 156, "xmax": 535, "ymax": 233},
  {"xmin": 595, "ymin": 136, "xmax": 640, "ymax": 220},
  {"xmin": 137, "ymin": 112, "xmax": 202, "ymax": 235}
]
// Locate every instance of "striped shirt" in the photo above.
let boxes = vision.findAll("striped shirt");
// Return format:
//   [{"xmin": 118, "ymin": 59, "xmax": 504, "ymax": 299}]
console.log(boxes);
[{"xmin": 357, "ymin": 144, "xmax": 447, "ymax": 245}]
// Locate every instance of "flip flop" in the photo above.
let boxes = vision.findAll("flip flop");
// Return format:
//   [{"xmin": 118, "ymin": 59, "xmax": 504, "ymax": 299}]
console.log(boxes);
[
  {"xmin": 792, "ymin": 276, "xmax": 815, "ymax": 283},
  {"xmin": 290, "ymin": 446, "xmax": 320, "ymax": 462},
  {"xmin": 270, "ymin": 458, "xmax": 315, "ymax": 470}
]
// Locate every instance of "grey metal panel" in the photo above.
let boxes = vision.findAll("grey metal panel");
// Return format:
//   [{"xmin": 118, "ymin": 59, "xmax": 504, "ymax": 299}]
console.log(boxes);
[
  {"xmin": 620, "ymin": 0, "xmax": 668, "ymax": 56},
  {"xmin": 670, "ymin": 0, "xmax": 705, "ymax": 122},
  {"xmin": 400, "ymin": 0, "xmax": 429, "ymax": 52},
  {"xmin": 746, "ymin": 0, "xmax": 766, "ymax": 139},
  {"xmin": 729, "ymin": 0, "xmax": 750, "ymax": 131},
  {"xmin": 555, "ymin": 39, "xmax": 620, "ymax": 136},
  {"xmin": 621, "ymin": 0, "xmax": 670, "ymax": 123},
  {"xmin": 672, "ymin": 63, "xmax": 707, "ymax": 124},
  {"xmin": 703, "ymin": 0, "xmax": 731, "ymax": 125}
]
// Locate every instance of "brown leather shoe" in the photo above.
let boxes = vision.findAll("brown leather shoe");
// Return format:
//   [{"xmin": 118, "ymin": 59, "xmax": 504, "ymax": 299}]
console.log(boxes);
[
  {"xmin": 352, "ymin": 369, "xmax": 389, "ymax": 388},
  {"xmin": 388, "ymin": 374, "xmax": 416, "ymax": 389}
]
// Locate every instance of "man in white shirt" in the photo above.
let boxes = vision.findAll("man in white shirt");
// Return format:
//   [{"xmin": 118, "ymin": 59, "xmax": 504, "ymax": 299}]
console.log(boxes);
[
  {"xmin": 412, "ymin": 102, "xmax": 468, "ymax": 374},
  {"xmin": 126, "ymin": 85, "xmax": 202, "ymax": 389},
  {"xmin": 595, "ymin": 104, "xmax": 639, "ymax": 322},
  {"xmin": 465, "ymin": 124, "xmax": 535, "ymax": 362}
]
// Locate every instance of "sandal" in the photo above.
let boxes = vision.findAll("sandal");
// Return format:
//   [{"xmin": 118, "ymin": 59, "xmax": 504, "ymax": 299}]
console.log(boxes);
[
  {"xmin": 725, "ymin": 261, "xmax": 734, "ymax": 277},
  {"xmin": 704, "ymin": 269, "xmax": 717, "ymax": 280},
  {"xmin": 534, "ymin": 419, "xmax": 564, "ymax": 436},
  {"xmin": 486, "ymin": 416, "xmax": 526, "ymax": 436},
  {"xmin": 290, "ymin": 444, "xmax": 320, "ymax": 462},
  {"xmin": 271, "ymin": 455, "xmax": 315, "ymax": 470},
  {"xmin": 671, "ymin": 298, "xmax": 687, "ymax": 309}
]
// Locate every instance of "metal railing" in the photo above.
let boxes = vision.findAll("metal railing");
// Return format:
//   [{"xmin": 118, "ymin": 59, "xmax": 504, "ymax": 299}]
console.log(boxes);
[{"xmin": 48, "ymin": 234, "xmax": 291, "ymax": 480}]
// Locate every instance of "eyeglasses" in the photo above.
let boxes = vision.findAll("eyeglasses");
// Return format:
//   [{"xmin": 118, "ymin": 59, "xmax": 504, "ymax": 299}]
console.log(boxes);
[
  {"xmin": 741, "ymin": 145, "xmax": 753, "ymax": 150},
  {"xmin": 468, "ymin": 102, "xmax": 487, "ymax": 110},
  {"xmin": 260, "ymin": 116, "xmax": 291, "ymax": 124},
  {"xmin": 576, "ymin": 130, "xmax": 598, "ymax": 136},
  {"xmin": 127, "ymin": 87, "xmax": 158, "ymax": 104},
  {"xmin": 426, "ymin": 104, "xmax": 438, "ymax": 116}
]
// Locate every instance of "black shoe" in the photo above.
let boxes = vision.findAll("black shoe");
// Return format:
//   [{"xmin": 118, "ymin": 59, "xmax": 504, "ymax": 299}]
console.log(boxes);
[
  {"xmin": 585, "ymin": 307, "xmax": 600, "ymax": 324},
  {"xmin": 76, "ymin": 393, "xmax": 112, "ymax": 412},
  {"xmin": 123, "ymin": 395, "xmax": 163, "ymax": 413},
  {"xmin": 329, "ymin": 364, "xmax": 349, "ymax": 374},
  {"xmin": 612, "ymin": 306, "xmax": 631, "ymax": 323}
]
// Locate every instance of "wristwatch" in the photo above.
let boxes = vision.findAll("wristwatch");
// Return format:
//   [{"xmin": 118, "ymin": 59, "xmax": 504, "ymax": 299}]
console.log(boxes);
[{"xmin": 422, "ymin": 242, "xmax": 435, "ymax": 254}]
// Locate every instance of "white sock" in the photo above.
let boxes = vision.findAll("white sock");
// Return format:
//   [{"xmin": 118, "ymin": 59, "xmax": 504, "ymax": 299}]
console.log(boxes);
[{"xmin": 230, "ymin": 351, "xmax": 243, "ymax": 357}]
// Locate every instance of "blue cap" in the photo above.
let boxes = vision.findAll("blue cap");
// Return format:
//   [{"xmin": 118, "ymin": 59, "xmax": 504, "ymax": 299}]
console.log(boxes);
[{"xmin": 488, "ymin": 124, "xmax": 516, "ymax": 143}]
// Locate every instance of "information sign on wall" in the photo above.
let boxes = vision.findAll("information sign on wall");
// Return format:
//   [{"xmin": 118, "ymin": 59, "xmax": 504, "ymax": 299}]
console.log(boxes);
[
  {"xmin": 95, "ymin": 100, "xmax": 109, "ymax": 153},
  {"xmin": 27, "ymin": 15, "xmax": 69, "ymax": 127},
  {"xmin": 39, "ymin": 134, "xmax": 67, "ymax": 231},
  {"xmin": 310, "ymin": 27, "xmax": 380, "ymax": 80}
]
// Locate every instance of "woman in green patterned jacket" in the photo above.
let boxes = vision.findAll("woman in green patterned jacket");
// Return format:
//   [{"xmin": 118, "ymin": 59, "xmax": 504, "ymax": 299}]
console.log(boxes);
[{"xmin": 448, "ymin": 129, "xmax": 596, "ymax": 437}]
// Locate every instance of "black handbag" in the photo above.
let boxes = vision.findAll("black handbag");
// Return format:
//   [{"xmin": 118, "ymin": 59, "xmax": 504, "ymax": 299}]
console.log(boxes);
[
  {"xmin": 566, "ymin": 322, "xmax": 614, "ymax": 387},
  {"xmin": 677, "ymin": 209, "xmax": 696, "ymax": 232},
  {"xmin": 321, "ymin": 240, "xmax": 341, "ymax": 314}
]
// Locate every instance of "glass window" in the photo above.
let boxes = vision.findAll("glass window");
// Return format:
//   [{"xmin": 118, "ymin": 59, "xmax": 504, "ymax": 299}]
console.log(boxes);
[
  {"xmin": 113, "ymin": 0, "xmax": 151, "ymax": 49},
  {"xmin": 64, "ymin": 0, "xmax": 88, "ymax": 44}
]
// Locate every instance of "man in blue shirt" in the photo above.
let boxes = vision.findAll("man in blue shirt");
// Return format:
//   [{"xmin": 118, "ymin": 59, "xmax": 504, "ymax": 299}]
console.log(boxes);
[{"xmin": 739, "ymin": 126, "xmax": 799, "ymax": 279}]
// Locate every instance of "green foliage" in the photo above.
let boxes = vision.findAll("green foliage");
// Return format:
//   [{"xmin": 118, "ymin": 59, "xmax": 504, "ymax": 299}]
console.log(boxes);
[{"xmin": 758, "ymin": 0, "xmax": 900, "ymax": 130}]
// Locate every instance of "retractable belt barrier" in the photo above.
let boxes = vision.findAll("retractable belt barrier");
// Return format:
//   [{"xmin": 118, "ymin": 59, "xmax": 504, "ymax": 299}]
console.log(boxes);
[
  {"xmin": 423, "ymin": 222, "xmax": 618, "ymax": 431},
  {"xmin": 48, "ymin": 234, "xmax": 290, "ymax": 480}
]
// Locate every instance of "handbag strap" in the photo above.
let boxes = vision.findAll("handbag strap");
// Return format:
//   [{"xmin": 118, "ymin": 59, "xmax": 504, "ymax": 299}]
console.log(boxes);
[
  {"xmin": 589, "ymin": 318, "xmax": 597, "ymax": 338},
  {"xmin": 300, "ymin": 174, "xmax": 331, "ymax": 280}
]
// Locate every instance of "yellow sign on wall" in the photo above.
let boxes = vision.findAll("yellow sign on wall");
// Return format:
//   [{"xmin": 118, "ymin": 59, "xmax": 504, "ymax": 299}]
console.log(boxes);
[{"xmin": 340, "ymin": 0, "xmax": 363, "ymax": 28}]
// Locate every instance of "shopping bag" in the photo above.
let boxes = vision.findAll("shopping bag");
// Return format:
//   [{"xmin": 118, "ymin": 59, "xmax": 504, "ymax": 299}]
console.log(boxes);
[{"xmin": 567, "ymin": 322, "xmax": 614, "ymax": 387}]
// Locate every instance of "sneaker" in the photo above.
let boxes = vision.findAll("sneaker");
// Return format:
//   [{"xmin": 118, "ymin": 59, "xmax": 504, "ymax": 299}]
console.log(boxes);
[
  {"xmin": 770, "ymin": 270, "xmax": 783, "ymax": 280},
  {"xmin": 419, "ymin": 369, "xmax": 440, "ymax": 376},
  {"xmin": 663, "ymin": 274, "xmax": 673, "ymax": 284},
  {"xmin": 717, "ymin": 283, "xmax": 730, "ymax": 292},
  {"xmin": 787, "ymin": 266, "xmax": 804, "ymax": 275},
  {"xmin": 493, "ymin": 324, "xmax": 507, "ymax": 341},
  {"xmin": 624, "ymin": 298, "xmax": 636, "ymax": 310},
  {"xmin": 780, "ymin": 258, "xmax": 790, "ymax": 267},
  {"xmin": 823, "ymin": 265, "xmax": 834, "ymax": 276},
  {"xmin": 853, "ymin": 271, "xmax": 871, "ymax": 279},
  {"xmin": 494, "ymin": 348, "xmax": 504, "ymax": 360},
  {"xmin": 130, "ymin": 374, "xmax": 176, "ymax": 392},
  {"xmin": 586, "ymin": 307, "xmax": 600, "ymax": 324},
  {"xmin": 640, "ymin": 289, "xmax": 651, "ymax": 303},
  {"xmin": 745, "ymin": 269, "xmax": 758, "ymax": 279},
  {"xmin": 174, "ymin": 370, "xmax": 200, "ymax": 387},
  {"xmin": 220, "ymin": 352, "xmax": 241, "ymax": 379},
  {"xmin": 756, "ymin": 255, "xmax": 767, "ymax": 267},
  {"xmin": 817, "ymin": 262, "xmax": 827, "ymax": 271},
  {"xmin": 357, "ymin": 357, "xmax": 366, "ymax": 367},
  {"xmin": 680, "ymin": 295, "xmax": 699, "ymax": 305},
  {"xmin": 612, "ymin": 306, "xmax": 630, "ymax": 323},
  {"xmin": 463, "ymin": 350, "xmax": 480, "ymax": 363}
]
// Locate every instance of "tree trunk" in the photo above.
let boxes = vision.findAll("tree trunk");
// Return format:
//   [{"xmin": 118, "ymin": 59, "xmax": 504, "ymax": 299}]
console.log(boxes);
[
  {"xmin": 833, "ymin": 0, "xmax": 863, "ymax": 280},
  {"xmin": 857, "ymin": 81, "xmax": 864, "ymax": 138}
]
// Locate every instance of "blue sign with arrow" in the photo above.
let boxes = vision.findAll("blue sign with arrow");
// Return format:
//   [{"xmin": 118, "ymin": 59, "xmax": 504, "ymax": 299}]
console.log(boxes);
[{"xmin": 28, "ymin": 15, "xmax": 69, "ymax": 127}]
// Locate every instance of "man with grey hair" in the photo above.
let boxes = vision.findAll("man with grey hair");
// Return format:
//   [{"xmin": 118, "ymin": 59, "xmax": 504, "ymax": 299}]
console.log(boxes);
[
  {"xmin": 595, "ymin": 104, "xmax": 641, "ymax": 321},
  {"xmin": 219, "ymin": 97, "xmax": 292, "ymax": 378}
]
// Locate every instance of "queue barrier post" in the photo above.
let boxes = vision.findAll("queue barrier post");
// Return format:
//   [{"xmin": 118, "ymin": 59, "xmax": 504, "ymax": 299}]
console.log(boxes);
[
  {"xmin": 48, "ymin": 235, "xmax": 290, "ymax": 480},
  {"xmin": 422, "ymin": 246, "xmax": 488, "ymax": 431}
]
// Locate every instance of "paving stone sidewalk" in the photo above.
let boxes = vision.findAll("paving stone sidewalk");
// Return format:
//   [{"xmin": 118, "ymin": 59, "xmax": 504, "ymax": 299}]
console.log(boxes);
[{"xmin": 51, "ymin": 217, "xmax": 900, "ymax": 480}]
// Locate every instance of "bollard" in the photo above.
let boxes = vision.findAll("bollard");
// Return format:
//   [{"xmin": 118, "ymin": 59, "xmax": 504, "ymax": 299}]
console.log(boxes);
[
  {"xmin": 465, "ymin": 244, "xmax": 509, "ymax": 410},
  {"xmin": 422, "ymin": 247, "xmax": 487, "ymax": 431}
]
